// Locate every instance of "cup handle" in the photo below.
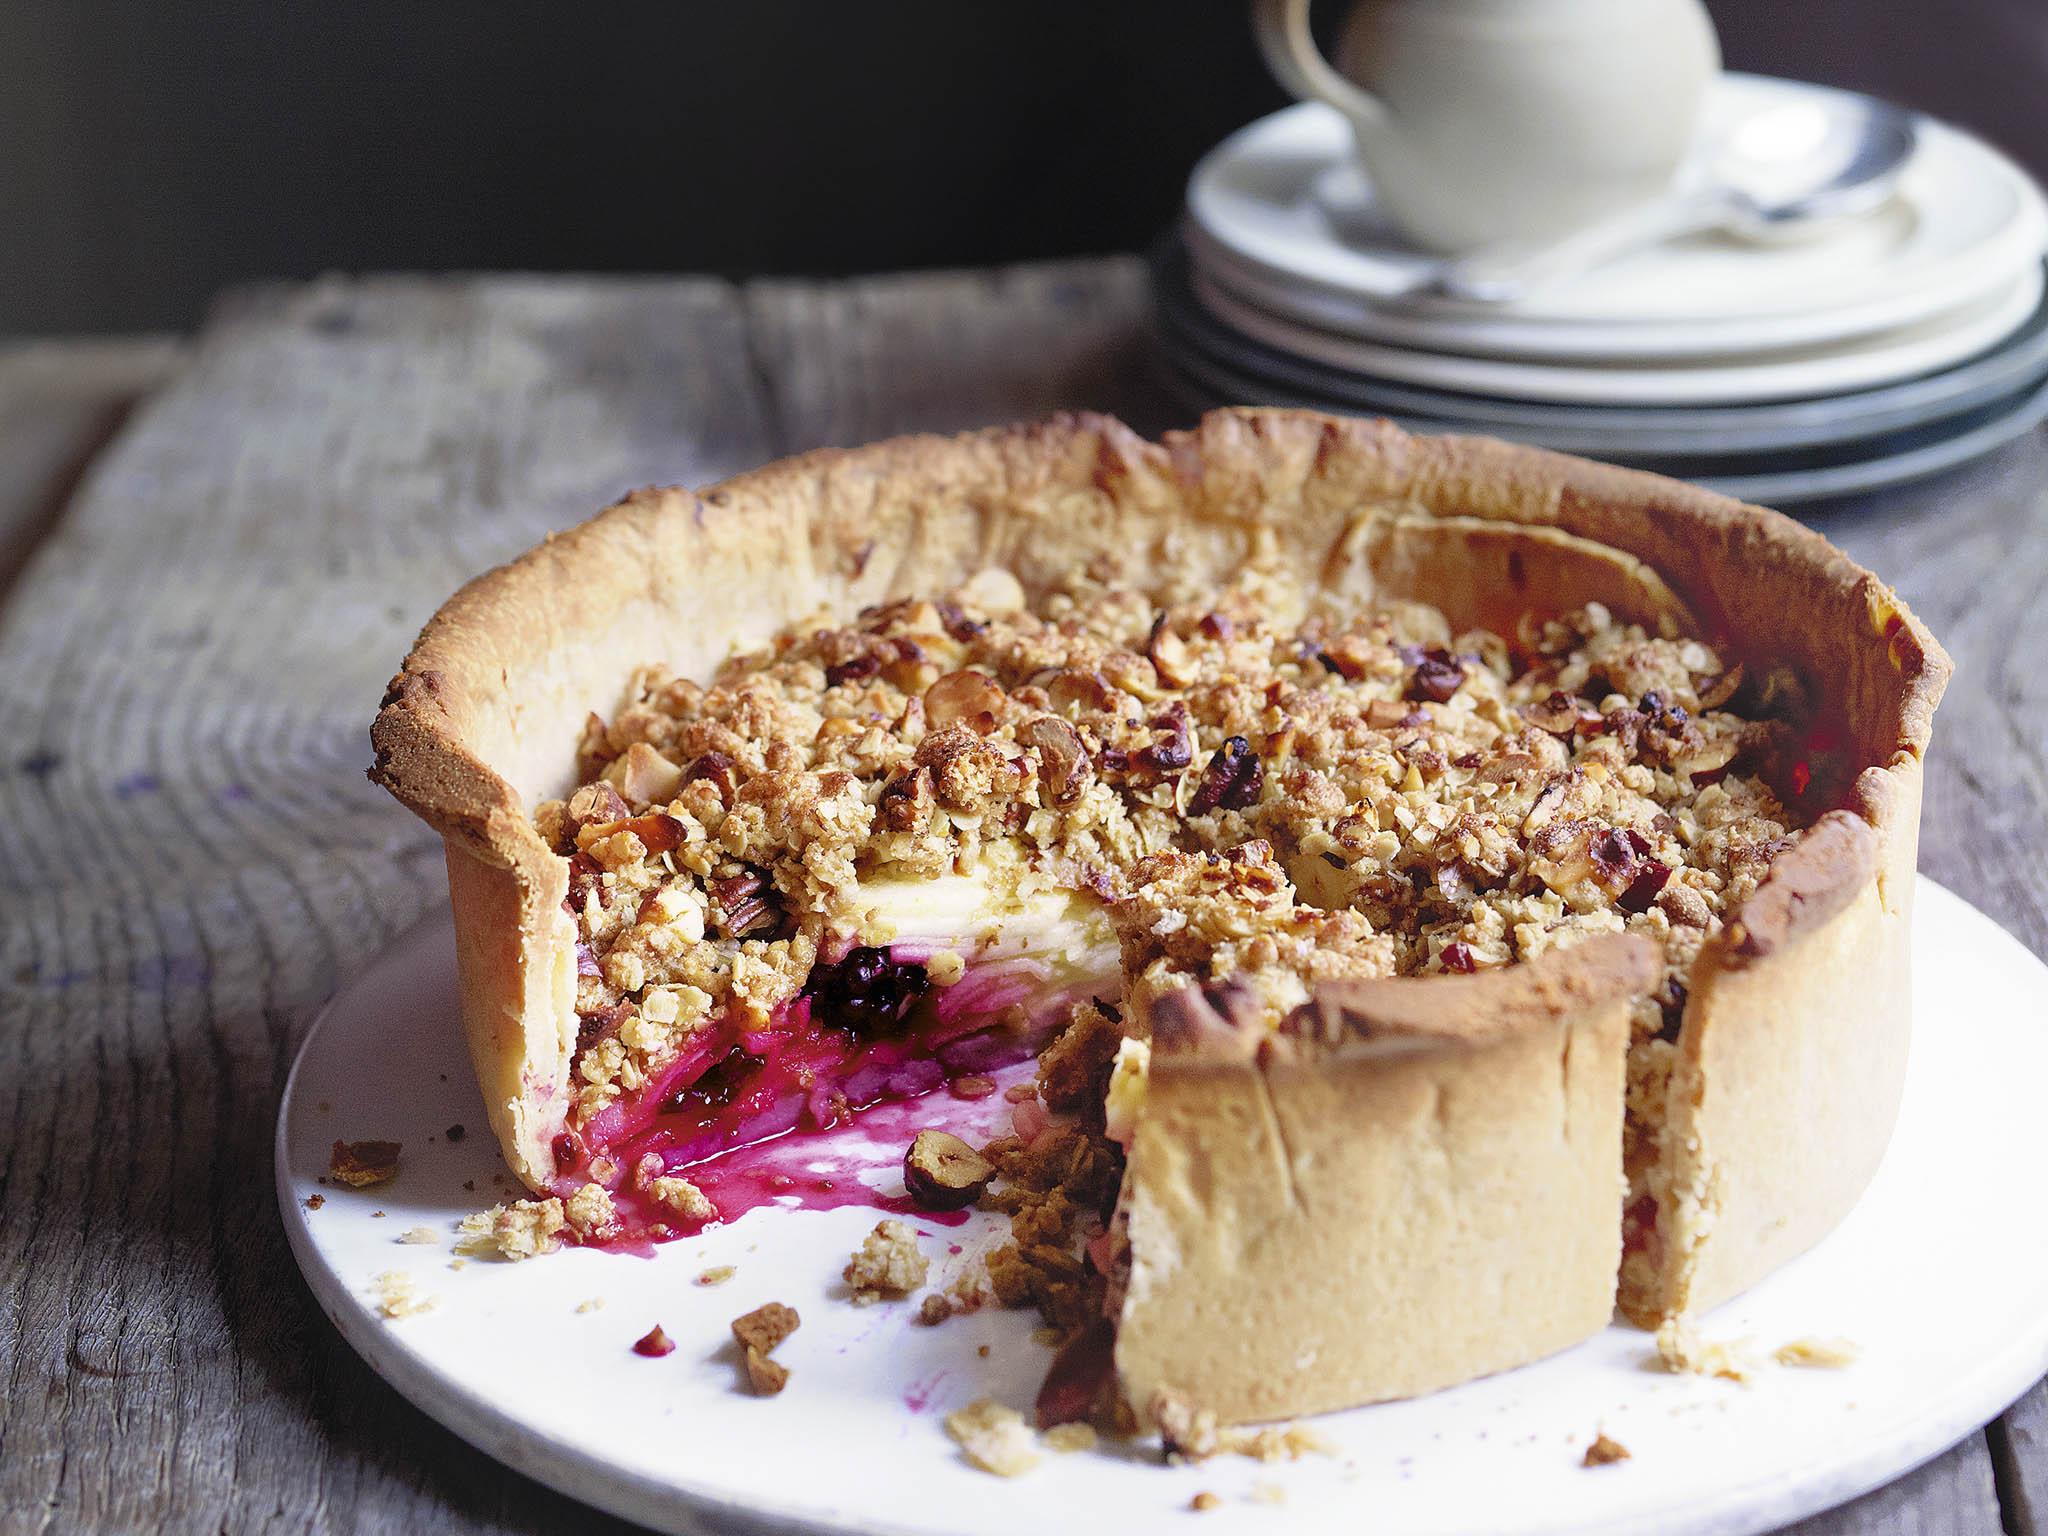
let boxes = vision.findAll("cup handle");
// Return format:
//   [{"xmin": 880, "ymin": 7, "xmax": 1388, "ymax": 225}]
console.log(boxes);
[{"xmin": 1251, "ymin": 0, "xmax": 1386, "ymax": 125}]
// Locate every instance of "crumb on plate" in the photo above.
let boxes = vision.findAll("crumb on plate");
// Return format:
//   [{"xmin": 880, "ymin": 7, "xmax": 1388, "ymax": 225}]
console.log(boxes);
[
  {"xmin": 944, "ymin": 1399, "xmax": 1041, "ymax": 1477},
  {"xmin": 329, "ymin": 1139, "xmax": 401, "ymax": 1188},
  {"xmin": 844, "ymin": 1219, "xmax": 928, "ymax": 1303}
]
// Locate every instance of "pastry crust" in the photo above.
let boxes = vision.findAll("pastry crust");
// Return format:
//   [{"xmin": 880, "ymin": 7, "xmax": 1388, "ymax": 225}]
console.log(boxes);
[
  {"xmin": 1119, "ymin": 934, "xmax": 1655, "ymax": 1422},
  {"xmin": 372, "ymin": 410, "xmax": 1948, "ymax": 1400}
]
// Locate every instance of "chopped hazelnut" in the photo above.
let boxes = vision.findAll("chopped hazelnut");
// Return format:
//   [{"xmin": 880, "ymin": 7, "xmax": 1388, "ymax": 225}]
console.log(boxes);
[{"xmin": 904, "ymin": 1130, "xmax": 995, "ymax": 1211}]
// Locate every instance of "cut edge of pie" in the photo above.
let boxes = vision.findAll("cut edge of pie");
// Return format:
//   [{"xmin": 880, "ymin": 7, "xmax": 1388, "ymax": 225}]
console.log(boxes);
[{"xmin": 370, "ymin": 408, "xmax": 1948, "ymax": 1422}]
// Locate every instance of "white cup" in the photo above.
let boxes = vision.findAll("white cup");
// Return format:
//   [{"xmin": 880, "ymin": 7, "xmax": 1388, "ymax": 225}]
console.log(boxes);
[{"xmin": 1252, "ymin": 0, "xmax": 1721, "ymax": 253}]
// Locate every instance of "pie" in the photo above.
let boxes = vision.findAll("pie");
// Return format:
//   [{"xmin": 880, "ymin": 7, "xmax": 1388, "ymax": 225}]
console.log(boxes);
[{"xmin": 371, "ymin": 410, "xmax": 1947, "ymax": 1427}]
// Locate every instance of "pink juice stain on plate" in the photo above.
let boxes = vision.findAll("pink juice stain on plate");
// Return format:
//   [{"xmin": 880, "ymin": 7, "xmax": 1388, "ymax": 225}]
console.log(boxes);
[{"xmin": 588, "ymin": 1060, "xmax": 1030, "ymax": 1245}]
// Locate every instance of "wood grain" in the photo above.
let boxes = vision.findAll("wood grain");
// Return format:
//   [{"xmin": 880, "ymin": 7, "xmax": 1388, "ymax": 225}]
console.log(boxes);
[
  {"xmin": 0, "ymin": 336, "xmax": 183, "ymax": 604},
  {"xmin": 0, "ymin": 260, "xmax": 2038, "ymax": 1535}
]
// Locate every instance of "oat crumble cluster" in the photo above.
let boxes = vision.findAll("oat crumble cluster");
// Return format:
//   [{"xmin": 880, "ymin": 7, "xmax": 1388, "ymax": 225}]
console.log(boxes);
[{"xmin": 536, "ymin": 563, "xmax": 1798, "ymax": 1148}]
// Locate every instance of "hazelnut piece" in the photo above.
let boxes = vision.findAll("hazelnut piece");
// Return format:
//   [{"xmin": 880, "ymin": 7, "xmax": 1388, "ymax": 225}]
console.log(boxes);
[{"xmin": 903, "ymin": 1130, "xmax": 994, "ymax": 1211}]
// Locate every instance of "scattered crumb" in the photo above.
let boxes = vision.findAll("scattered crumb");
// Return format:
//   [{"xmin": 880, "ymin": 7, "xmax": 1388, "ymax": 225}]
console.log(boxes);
[
  {"xmin": 1252, "ymin": 1482, "xmax": 1287, "ymax": 1505},
  {"xmin": 649, "ymin": 1175, "xmax": 717, "ymax": 1223},
  {"xmin": 1583, "ymin": 1434, "xmax": 1631, "ymax": 1467},
  {"xmin": 631, "ymin": 1325, "xmax": 676, "ymax": 1358},
  {"xmin": 844, "ymin": 1219, "xmax": 928, "ymax": 1303},
  {"xmin": 397, "ymin": 1226, "xmax": 437, "ymax": 1246},
  {"xmin": 1190, "ymin": 1491, "xmax": 1221, "ymax": 1513},
  {"xmin": 447, "ymin": 1258, "xmax": 468, "ymax": 1272},
  {"xmin": 944, "ymin": 1399, "xmax": 1041, "ymax": 1477},
  {"xmin": 926, "ymin": 949, "xmax": 966, "ymax": 986},
  {"xmin": 977, "ymin": 1344, "xmax": 991, "ymax": 1358},
  {"xmin": 576, "ymin": 1297, "xmax": 606, "ymax": 1314},
  {"xmin": 462, "ymin": 1180, "xmax": 475, "ymax": 1192},
  {"xmin": 1154, "ymin": 1393, "xmax": 1334, "ymax": 1463},
  {"xmin": 1654, "ymin": 1319, "xmax": 1758, "ymax": 1382},
  {"xmin": 329, "ymin": 1139, "xmax": 401, "ymax": 1188},
  {"xmin": 318, "ymin": 1099, "xmax": 332, "ymax": 1112},
  {"xmin": 445, "ymin": 1123, "xmax": 466, "ymax": 1142},
  {"xmin": 563, "ymin": 1181, "xmax": 619, "ymax": 1240},
  {"xmin": 1045, "ymin": 1423, "xmax": 1097, "ymax": 1454},
  {"xmin": 303, "ymin": 1193, "xmax": 325, "ymax": 1211},
  {"xmin": 743, "ymin": 1347, "xmax": 791, "ymax": 1396},
  {"xmin": 696, "ymin": 1265, "xmax": 737, "ymax": 1287},
  {"xmin": 370, "ymin": 1211, "xmax": 386, "ymax": 1219},
  {"xmin": 1775, "ymin": 1336, "xmax": 1860, "ymax": 1369},
  {"xmin": 455, "ymin": 1197, "xmax": 567, "ymax": 1261},
  {"xmin": 732, "ymin": 1302, "xmax": 801, "ymax": 1356},
  {"xmin": 371, "ymin": 1270, "xmax": 435, "ymax": 1319}
]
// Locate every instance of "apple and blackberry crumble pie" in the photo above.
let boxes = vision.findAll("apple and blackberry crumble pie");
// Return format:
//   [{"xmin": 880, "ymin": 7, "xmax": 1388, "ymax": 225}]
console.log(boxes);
[{"xmin": 373, "ymin": 410, "xmax": 1946, "ymax": 1426}]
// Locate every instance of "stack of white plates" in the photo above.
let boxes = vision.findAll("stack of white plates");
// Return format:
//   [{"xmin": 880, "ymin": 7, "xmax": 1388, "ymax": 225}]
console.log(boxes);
[{"xmin": 1158, "ymin": 74, "xmax": 2048, "ymax": 505}]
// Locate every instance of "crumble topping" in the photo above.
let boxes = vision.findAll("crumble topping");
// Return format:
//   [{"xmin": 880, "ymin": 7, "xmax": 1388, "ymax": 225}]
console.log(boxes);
[
  {"xmin": 1583, "ymin": 1434, "xmax": 1632, "ymax": 1467},
  {"xmin": 455, "ymin": 1197, "xmax": 567, "ymax": 1261},
  {"xmin": 731, "ymin": 1304, "xmax": 800, "ymax": 1395},
  {"xmin": 539, "ymin": 569, "xmax": 1798, "ymax": 1130},
  {"xmin": 843, "ymin": 1219, "xmax": 929, "ymax": 1303},
  {"xmin": 1154, "ymin": 1394, "xmax": 1335, "ymax": 1464},
  {"xmin": 743, "ymin": 1348, "xmax": 790, "ymax": 1396},
  {"xmin": 731, "ymin": 1301, "xmax": 801, "ymax": 1355},
  {"xmin": 944, "ymin": 1399, "xmax": 1042, "ymax": 1477},
  {"xmin": 1654, "ymin": 1319, "xmax": 1759, "ymax": 1382},
  {"xmin": 329, "ymin": 1139, "xmax": 401, "ymax": 1188},
  {"xmin": 1775, "ymin": 1336, "xmax": 1859, "ymax": 1369},
  {"xmin": 371, "ymin": 1270, "xmax": 435, "ymax": 1319},
  {"xmin": 1044, "ymin": 1423, "xmax": 1098, "ymax": 1454}
]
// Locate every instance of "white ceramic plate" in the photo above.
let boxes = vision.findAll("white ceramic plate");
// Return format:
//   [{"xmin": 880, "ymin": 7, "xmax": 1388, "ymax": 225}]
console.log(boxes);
[
  {"xmin": 279, "ymin": 879, "xmax": 2048, "ymax": 1536},
  {"xmin": 1190, "ymin": 262, "xmax": 2045, "ymax": 407},
  {"xmin": 1187, "ymin": 77, "xmax": 2048, "ymax": 361},
  {"xmin": 1155, "ymin": 345, "xmax": 2048, "ymax": 508},
  {"xmin": 1156, "ymin": 241, "xmax": 2048, "ymax": 455}
]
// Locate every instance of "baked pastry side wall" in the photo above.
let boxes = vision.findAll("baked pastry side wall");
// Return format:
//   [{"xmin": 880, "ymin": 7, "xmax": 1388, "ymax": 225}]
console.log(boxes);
[{"xmin": 1117, "ymin": 939, "xmax": 1652, "ymax": 1426}]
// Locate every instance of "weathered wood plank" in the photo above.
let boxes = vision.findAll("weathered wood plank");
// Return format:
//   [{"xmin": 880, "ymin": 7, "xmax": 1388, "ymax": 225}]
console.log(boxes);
[
  {"xmin": 1787, "ymin": 1432, "xmax": 2005, "ymax": 1536},
  {"xmin": 0, "ymin": 335, "xmax": 183, "ymax": 600},
  {"xmin": 0, "ymin": 276, "xmax": 787, "ymax": 1536},
  {"xmin": 1994, "ymin": 1383, "xmax": 2048, "ymax": 1534}
]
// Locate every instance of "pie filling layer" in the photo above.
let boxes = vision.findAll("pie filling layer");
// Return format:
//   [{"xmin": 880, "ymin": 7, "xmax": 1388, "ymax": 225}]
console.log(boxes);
[
  {"xmin": 551, "ymin": 875, "xmax": 1121, "ymax": 1232},
  {"xmin": 532, "ymin": 567, "xmax": 1814, "ymax": 1277}
]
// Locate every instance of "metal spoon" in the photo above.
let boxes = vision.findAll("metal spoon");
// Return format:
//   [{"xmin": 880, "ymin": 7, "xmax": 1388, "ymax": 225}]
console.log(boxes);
[{"xmin": 1421, "ymin": 95, "xmax": 1921, "ymax": 305}]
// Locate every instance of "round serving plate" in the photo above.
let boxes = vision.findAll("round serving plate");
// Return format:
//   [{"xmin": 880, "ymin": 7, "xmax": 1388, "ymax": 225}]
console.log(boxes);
[
  {"xmin": 1186, "ymin": 78, "xmax": 2048, "ymax": 362},
  {"xmin": 281, "ymin": 879, "xmax": 2048, "ymax": 1536},
  {"xmin": 1189, "ymin": 260, "xmax": 2045, "ymax": 408},
  {"xmin": 1154, "ymin": 346, "xmax": 2048, "ymax": 508},
  {"xmin": 1155, "ymin": 241, "xmax": 2048, "ymax": 456}
]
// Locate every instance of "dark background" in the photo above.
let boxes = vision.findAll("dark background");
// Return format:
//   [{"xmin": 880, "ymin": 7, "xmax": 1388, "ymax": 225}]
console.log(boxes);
[{"xmin": 6, "ymin": 0, "xmax": 2046, "ymax": 335}]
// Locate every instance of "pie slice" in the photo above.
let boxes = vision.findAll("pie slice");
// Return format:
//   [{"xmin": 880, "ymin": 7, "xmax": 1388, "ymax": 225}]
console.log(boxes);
[{"xmin": 372, "ymin": 410, "xmax": 1946, "ymax": 1426}]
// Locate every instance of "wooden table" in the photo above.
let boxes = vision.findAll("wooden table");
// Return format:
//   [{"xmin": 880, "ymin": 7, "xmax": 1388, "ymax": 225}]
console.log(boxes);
[{"xmin": 2, "ymin": 259, "xmax": 2043, "ymax": 1534}]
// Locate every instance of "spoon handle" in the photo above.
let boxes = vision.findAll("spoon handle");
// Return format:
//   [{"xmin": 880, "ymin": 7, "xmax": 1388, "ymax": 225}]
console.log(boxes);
[{"xmin": 1427, "ymin": 190, "xmax": 1733, "ymax": 305}]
